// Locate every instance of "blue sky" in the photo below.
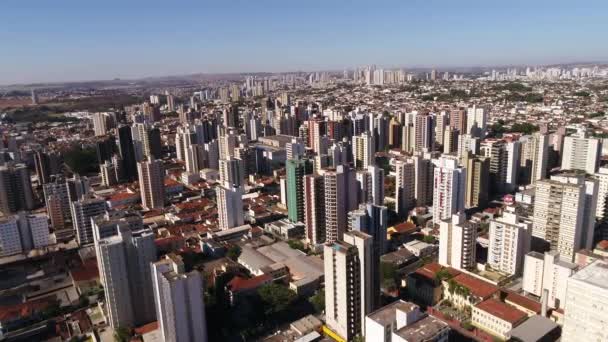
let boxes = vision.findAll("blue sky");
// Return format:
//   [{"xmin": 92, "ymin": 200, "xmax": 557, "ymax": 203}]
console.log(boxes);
[{"xmin": 1, "ymin": 0, "xmax": 607, "ymax": 85}]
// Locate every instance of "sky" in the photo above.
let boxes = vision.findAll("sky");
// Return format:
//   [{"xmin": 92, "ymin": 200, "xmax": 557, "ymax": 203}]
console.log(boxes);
[{"xmin": 1, "ymin": 0, "xmax": 608, "ymax": 85}]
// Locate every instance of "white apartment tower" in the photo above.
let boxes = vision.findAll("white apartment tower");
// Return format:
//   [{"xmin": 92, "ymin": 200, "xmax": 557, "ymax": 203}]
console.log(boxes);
[
  {"xmin": 487, "ymin": 207, "xmax": 532, "ymax": 275},
  {"xmin": 562, "ymin": 260, "xmax": 608, "ymax": 342},
  {"xmin": 353, "ymin": 132, "xmax": 375, "ymax": 169},
  {"xmin": 151, "ymin": 254, "xmax": 208, "ymax": 342},
  {"xmin": 439, "ymin": 213, "xmax": 477, "ymax": 271},
  {"xmin": 71, "ymin": 196, "xmax": 107, "ymax": 245},
  {"xmin": 432, "ymin": 156, "xmax": 466, "ymax": 224},
  {"xmin": 138, "ymin": 158, "xmax": 165, "ymax": 210},
  {"xmin": 561, "ymin": 131, "xmax": 601, "ymax": 174},
  {"xmin": 216, "ymin": 182, "xmax": 244, "ymax": 230},
  {"xmin": 522, "ymin": 251, "xmax": 577, "ymax": 309},
  {"xmin": 532, "ymin": 178, "xmax": 586, "ymax": 262},
  {"xmin": 466, "ymin": 105, "xmax": 487, "ymax": 137},
  {"xmin": 96, "ymin": 227, "xmax": 157, "ymax": 329},
  {"xmin": 395, "ymin": 159, "xmax": 415, "ymax": 218},
  {"xmin": 324, "ymin": 231, "xmax": 373, "ymax": 341}
]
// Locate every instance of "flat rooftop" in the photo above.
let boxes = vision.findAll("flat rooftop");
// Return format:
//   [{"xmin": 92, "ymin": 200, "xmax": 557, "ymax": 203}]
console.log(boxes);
[
  {"xmin": 367, "ymin": 300, "xmax": 419, "ymax": 326},
  {"xmin": 393, "ymin": 315, "xmax": 448, "ymax": 341},
  {"xmin": 570, "ymin": 259, "xmax": 608, "ymax": 290}
]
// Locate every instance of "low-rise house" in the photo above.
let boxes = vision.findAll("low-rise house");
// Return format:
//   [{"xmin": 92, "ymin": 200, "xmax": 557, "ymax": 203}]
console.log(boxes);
[{"xmin": 472, "ymin": 299, "xmax": 528, "ymax": 340}]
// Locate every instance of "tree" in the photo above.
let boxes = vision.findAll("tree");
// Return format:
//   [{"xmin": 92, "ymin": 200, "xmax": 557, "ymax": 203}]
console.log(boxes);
[
  {"xmin": 257, "ymin": 283, "xmax": 297, "ymax": 315},
  {"xmin": 113, "ymin": 326, "xmax": 131, "ymax": 342},
  {"xmin": 64, "ymin": 146, "xmax": 99, "ymax": 174},
  {"xmin": 380, "ymin": 262, "xmax": 397, "ymax": 281},
  {"xmin": 422, "ymin": 235, "xmax": 436, "ymax": 244},
  {"xmin": 226, "ymin": 246, "xmax": 241, "ymax": 261},
  {"xmin": 309, "ymin": 289, "xmax": 325, "ymax": 313},
  {"xmin": 287, "ymin": 240, "xmax": 306, "ymax": 252}
]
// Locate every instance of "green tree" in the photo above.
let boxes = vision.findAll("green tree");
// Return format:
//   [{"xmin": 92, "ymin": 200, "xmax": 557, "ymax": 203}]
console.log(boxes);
[
  {"xmin": 257, "ymin": 283, "xmax": 297, "ymax": 315},
  {"xmin": 309, "ymin": 289, "xmax": 325, "ymax": 313},
  {"xmin": 113, "ymin": 326, "xmax": 131, "ymax": 342},
  {"xmin": 422, "ymin": 235, "xmax": 436, "ymax": 244},
  {"xmin": 380, "ymin": 262, "xmax": 397, "ymax": 280},
  {"xmin": 287, "ymin": 240, "xmax": 306, "ymax": 252},
  {"xmin": 226, "ymin": 246, "xmax": 242, "ymax": 261},
  {"xmin": 64, "ymin": 146, "xmax": 99, "ymax": 174}
]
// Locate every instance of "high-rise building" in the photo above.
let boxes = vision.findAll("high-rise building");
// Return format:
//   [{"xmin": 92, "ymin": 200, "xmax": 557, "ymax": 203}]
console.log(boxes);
[
  {"xmin": 95, "ymin": 135, "xmax": 116, "ymax": 166},
  {"xmin": 481, "ymin": 139, "xmax": 509, "ymax": 194},
  {"xmin": 222, "ymin": 105, "xmax": 240, "ymax": 128},
  {"xmin": 92, "ymin": 112, "xmax": 115, "ymax": 136},
  {"xmin": 395, "ymin": 159, "xmax": 415, "ymax": 218},
  {"xmin": 0, "ymin": 163, "xmax": 34, "ymax": 215},
  {"xmin": 413, "ymin": 113, "xmax": 435, "ymax": 152},
  {"xmin": 562, "ymin": 260, "xmax": 608, "ymax": 341},
  {"xmin": 167, "ymin": 94, "xmax": 175, "ymax": 112},
  {"xmin": 323, "ymin": 166, "xmax": 350, "ymax": 244},
  {"xmin": 0, "ymin": 213, "xmax": 50, "ymax": 256},
  {"xmin": 550, "ymin": 172, "xmax": 598, "ymax": 250},
  {"xmin": 219, "ymin": 157, "xmax": 245, "ymax": 188},
  {"xmin": 0, "ymin": 216, "xmax": 22, "ymax": 256},
  {"xmin": 71, "ymin": 196, "xmax": 107, "ymax": 245},
  {"xmin": 34, "ymin": 150, "xmax": 62, "ymax": 185},
  {"xmin": 96, "ymin": 227, "xmax": 157, "ymax": 329},
  {"xmin": 138, "ymin": 159, "xmax": 165, "ymax": 210},
  {"xmin": 304, "ymin": 174, "xmax": 325, "ymax": 246},
  {"xmin": 522, "ymin": 251, "xmax": 577, "ymax": 309},
  {"xmin": 286, "ymin": 138, "xmax": 305, "ymax": 160},
  {"xmin": 463, "ymin": 153, "xmax": 489, "ymax": 209},
  {"xmin": 466, "ymin": 105, "xmax": 487, "ymax": 137},
  {"xmin": 450, "ymin": 107, "xmax": 467, "ymax": 133},
  {"xmin": 353, "ymin": 132, "xmax": 375, "ymax": 169},
  {"xmin": 366, "ymin": 165, "xmax": 384, "ymax": 207},
  {"xmin": 118, "ymin": 125, "xmax": 138, "ymax": 182},
  {"xmin": 504, "ymin": 140, "xmax": 521, "ymax": 192},
  {"xmin": 43, "ymin": 175, "xmax": 71, "ymax": 228},
  {"xmin": 325, "ymin": 231, "xmax": 373, "ymax": 341},
  {"xmin": 348, "ymin": 204, "xmax": 387, "ymax": 310},
  {"xmin": 216, "ymin": 182, "xmax": 244, "ymax": 230},
  {"xmin": 151, "ymin": 254, "xmax": 208, "ymax": 342},
  {"xmin": 561, "ymin": 131, "xmax": 601, "ymax": 174},
  {"xmin": 488, "ymin": 207, "xmax": 532, "ymax": 275},
  {"xmin": 432, "ymin": 156, "xmax": 466, "ymax": 224},
  {"xmin": 439, "ymin": 213, "xmax": 477, "ymax": 271},
  {"xmin": 520, "ymin": 133, "xmax": 548, "ymax": 185},
  {"xmin": 286, "ymin": 158, "xmax": 313, "ymax": 223},
  {"xmin": 412, "ymin": 153, "xmax": 434, "ymax": 206},
  {"xmin": 532, "ymin": 176, "xmax": 592, "ymax": 262}
]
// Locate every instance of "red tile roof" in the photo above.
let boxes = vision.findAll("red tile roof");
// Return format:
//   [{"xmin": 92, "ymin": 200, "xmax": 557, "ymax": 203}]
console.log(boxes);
[
  {"xmin": 476, "ymin": 299, "xmax": 527, "ymax": 324},
  {"xmin": 597, "ymin": 240, "xmax": 608, "ymax": 250},
  {"xmin": 0, "ymin": 299, "xmax": 52, "ymax": 322},
  {"xmin": 70, "ymin": 259, "xmax": 100, "ymax": 282},
  {"xmin": 134, "ymin": 321, "xmax": 158, "ymax": 335},
  {"xmin": 504, "ymin": 291, "xmax": 541, "ymax": 314},
  {"xmin": 414, "ymin": 262, "xmax": 460, "ymax": 280},
  {"xmin": 452, "ymin": 273, "xmax": 499, "ymax": 299},
  {"xmin": 227, "ymin": 274, "xmax": 272, "ymax": 292}
]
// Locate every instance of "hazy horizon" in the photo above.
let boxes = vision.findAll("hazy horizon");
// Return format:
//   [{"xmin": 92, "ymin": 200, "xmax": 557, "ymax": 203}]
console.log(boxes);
[{"xmin": 2, "ymin": 0, "xmax": 608, "ymax": 85}]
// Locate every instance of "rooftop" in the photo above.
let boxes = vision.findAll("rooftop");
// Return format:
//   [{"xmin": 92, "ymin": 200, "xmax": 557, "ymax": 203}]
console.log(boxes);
[
  {"xmin": 452, "ymin": 273, "xmax": 499, "ymax": 299},
  {"xmin": 367, "ymin": 300, "xmax": 419, "ymax": 326},
  {"xmin": 393, "ymin": 315, "xmax": 448, "ymax": 342},
  {"xmin": 508, "ymin": 315, "xmax": 559, "ymax": 341},
  {"xmin": 475, "ymin": 299, "xmax": 528, "ymax": 324},
  {"xmin": 569, "ymin": 259, "xmax": 608, "ymax": 290}
]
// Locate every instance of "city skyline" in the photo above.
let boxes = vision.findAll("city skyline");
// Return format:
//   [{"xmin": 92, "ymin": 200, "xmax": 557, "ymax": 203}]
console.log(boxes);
[{"xmin": 2, "ymin": 0, "xmax": 608, "ymax": 85}]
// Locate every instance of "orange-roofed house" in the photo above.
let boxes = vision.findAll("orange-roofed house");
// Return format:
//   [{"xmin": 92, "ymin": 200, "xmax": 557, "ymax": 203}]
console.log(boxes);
[
  {"xmin": 442, "ymin": 273, "xmax": 499, "ymax": 309},
  {"xmin": 226, "ymin": 274, "xmax": 272, "ymax": 305},
  {"xmin": 472, "ymin": 298, "xmax": 528, "ymax": 340},
  {"xmin": 405, "ymin": 262, "xmax": 460, "ymax": 308}
]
